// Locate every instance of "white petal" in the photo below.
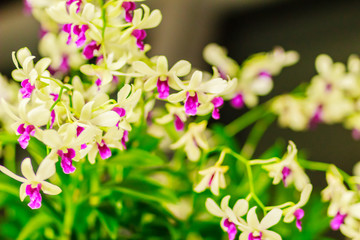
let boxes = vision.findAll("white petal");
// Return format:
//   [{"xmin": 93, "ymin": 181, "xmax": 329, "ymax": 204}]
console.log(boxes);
[
  {"xmin": 139, "ymin": 9, "xmax": 162, "ymax": 29},
  {"xmin": 27, "ymin": 107, "xmax": 51, "ymax": 126},
  {"xmin": 210, "ymin": 172, "xmax": 220, "ymax": 195},
  {"xmin": 41, "ymin": 129, "xmax": 63, "ymax": 149},
  {"xmin": 35, "ymin": 58, "xmax": 51, "ymax": 74},
  {"xmin": 263, "ymin": 230, "xmax": 282, "ymax": 240},
  {"xmin": 349, "ymin": 203, "xmax": 360, "ymax": 219},
  {"xmin": 132, "ymin": 61, "xmax": 156, "ymax": 75},
  {"xmin": 82, "ymin": 3, "xmax": 95, "ymax": 21},
  {"xmin": 73, "ymin": 90, "xmax": 85, "ymax": 115},
  {"xmin": 260, "ymin": 208, "xmax": 282, "ymax": 229},
  {"xmin": 205, "ymin": 198, "xmax": 224, "ymax": 217},
  {"xmin": 189, "ymin": 71, "xmax": 203, "ymax": 90},
  {"xmin": 234, "ymin": 199, "xmax": 249, "ymax": 217},
  {"xmin": 200, "ymin": 78, "xmax": 228, "ymax": 94},
  {"xmin": 91, "ymin": 111, "xmax": 120, "ymax": 127},
  {"xmin": 0, "ymin": 165, "xmax": 26, "ymax": 182},
  {"xmin": 247, "ymin": 207, "xmax": 260, "ymax": 228},
  {"xmin": 170, "ymin": 60, "xmax": 191, "ymax": 77},
  {"xmin": 41, "ymin": 181, "xmax": 62, "ymax": 195},
  {"xmin": 21, "ymin": 158, "xmax": 36, "ymax": 180},
  {"xmin": 156, "ymin": 56, "xmax": 168, "ymax": 74},
  {"xmin": 144, "ymin": 76, "xmax": 158, "ymax": 91},
  {"xmin": 80, "ymin": 101, "xmax": 94, "ymax": 121},
  {"xmin": 20, "ymin": 182, "xmax": 27, "ymax": 201},
  {"xmin": 184, "ymin": 141, "xmax": 200, "ymax": 161},
  {"xmin": 36, "ymin": 157, "xmax": 56, "ymax": 181},
  {"xmin": 220, "ymin": 195, "xmax": 231, "ymax": 210},
  {"xmin": 194, "ymin": 173, "xmax": 212, "ymax": 193},
  {"xmin": 16, "ymin": 47, "xmax": 32, "ymax": 67},
  {"xmin": 298, "ymin": 184, "xmax": 313, "ymax": 207},
  {"xmin": 167, "ymin": 91, "xmax": 186, "ymax": 103}
]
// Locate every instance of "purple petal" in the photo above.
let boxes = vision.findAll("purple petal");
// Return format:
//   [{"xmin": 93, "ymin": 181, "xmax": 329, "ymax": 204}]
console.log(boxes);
[
  {"xmin": 59, "ymin": 55, "xmax": 70, "ymax": 73},
  {"xmin": 230, "ymin": 93, "xmax": 244, "ymax": 109},
  {"xmin": 112, "ymin": 107, "xmax": 126, "ymax": 117},
  {"xmin": 184, "ymin": 92, "xmax": 199, "ymax": 116},
  {"xmin": 212, "ymin": 108, "xmax": 220, "ymax": 120},
  {"xmin": 50, "ymin": 93, "xmax": 59, "ymax": 102},
  {"xmin": 26, "ymin": 184, "xmax": 42, "ymax": 209},
  {"xmin": 211, "ymin": 97, "xmax": 224, "ymax": 108},
  {"xmin": 18, "ymin": 133, "xmax": 30, "ymax": 149},
  {"xmin": 97, "ymin": 140, "xmax": 111, "ymax": 159},
  {"xmin": 352, "ymin": 128, "xmax": 360, "ymax": 140},
  {"xmin": 156, "ymin": 77, "xmax": 170, "ymax": 99},
  {"xmin": 174, "ymin": 114, "xmax": 184, "ymax": 131},
  {"xmin": 20, "ymin": 79, "xmax": 35, "ymax": 99},
  {"xmin": 66, "ymin": 0, "xmax": 82, "ymax": 13},
  {"xmin": 62, "ymin": 24, "xmax": 73, "ymax": 44}
]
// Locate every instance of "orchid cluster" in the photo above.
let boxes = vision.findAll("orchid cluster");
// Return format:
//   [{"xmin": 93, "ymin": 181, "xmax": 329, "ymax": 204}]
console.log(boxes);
[{"xmin": 0, "ymin": 0, "xmax": 359, "ymax": 239}]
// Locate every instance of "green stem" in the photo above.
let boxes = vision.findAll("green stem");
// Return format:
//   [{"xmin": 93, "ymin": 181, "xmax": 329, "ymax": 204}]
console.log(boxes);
[
  {"xmin": 224, "ymin": 104, "xmax": 269, "ymax": 137},
  {"xmin": 240, "ymin": 114, "xmax": 276, "ymax": 159},
  {"xmin": 227, "ymin": 149, "xmax": 267, "ymax": 214}
]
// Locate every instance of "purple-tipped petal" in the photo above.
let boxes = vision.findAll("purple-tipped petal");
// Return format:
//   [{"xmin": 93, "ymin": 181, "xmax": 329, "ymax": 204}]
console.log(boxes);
[
  {"xmin": 230, "ymin": 93, "xmax": 244, "ymax": 109},
  {"xmin": 174, "ymin": 114, "xmax": 184, "ymax": 131},
  {"xmin": 66, "ymin": 0, "xmax": 82, "ymax": 13},
  {"xmin": 132, "ymin": 29, "xmax": 147, "ymax": 50},
  {"xmin": 330, "ymin": 211, "xmax": 347, "ymax": 230},
  {"xmin": 122, "ymin": 1, "xmax": 136, "ymax": 22},
  {"xmin": 184, "ymin": 92, "xmax": 199, "ymax": 116},
  {"xmin": 156, "ymin": 77, "xmax": 170, "ymax": 99},
  {"xmin": 97, "ymin": 140, "xmax": 111, "ymax": 159},
  {"xmin": 281, "ymin": 166, "xmax": 291, "ymax": 187},
  {"xmin": 26, "ymin": 184, "xmax": 42, "ymax": 209},
  {"xmin": 83, "ymin": 40, "xmax": 101, "ymax": 59},
  {"xmin": 112, "ymin": 107, "xmax": 126, "ymax": 117}
]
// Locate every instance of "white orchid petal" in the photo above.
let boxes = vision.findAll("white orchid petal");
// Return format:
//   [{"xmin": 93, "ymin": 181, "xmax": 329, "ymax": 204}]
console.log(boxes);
[
  {"xmin": 21, "ymin": 158, "xmax": 36, "ymax": 180},
  {"xmin": 205, "ymin": 198, "xmax": 224, "ymax": 217},
  {"xmin": 260, "ymin": 208, "xmax": 282, "ymax": 229},
  {"xmin": 247, "ymin": 207, "xmax": 260, "ymax": 228},
  {"xmin": 0, "ymin": 165, "xmax": 26, "ymax": 182},
  {"xmin": 20, "ymin": 183, "xmax": 27, "ymax": 201},
  {"xmin": 41, "ymin": 181, "xmax": 62, "ymax": 195},
  {"xmin": 170, "ymin": 60, "xmax": 191, "ymax": 77},
  {"xmin": 36, "ymin": 157, "xmax": 56, "ymax": 181},
  {"xmin": 91, "ymin": 111, "xmax": 120, "ymax": 127},
  {"xmin": 233, "ymin": 199, "xmax": 249, "ymax": 217}
]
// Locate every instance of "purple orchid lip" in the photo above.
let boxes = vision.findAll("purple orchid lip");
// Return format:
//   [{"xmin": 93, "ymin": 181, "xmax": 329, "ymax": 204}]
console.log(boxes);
[
  {"xmin": 17, "ymin": 124, "xmax": 35, "ymax": 149},
  {"xmin": 174, "ymin": 114, "xmax": 184, "ymax": 131},
  {"xmin": 121, "ymin": 131, "xmax": 129, "ymax": 149},
  {"xmin": 58, "ymin": 148, "xmax": 76, "ymax": 174},
  {"xmin": 223, "ymin": 219, "xmax": 237, "ymax": 240},
  {"xmin": 20, "ymin": 79, "xmax": 35, "ymax": 99},
  {"xmin": 157, "ymin": 77, "xmax": 170, "ymax": 99},
  {"xmin": 26, "ymin": 183, "xmax": 42, "ymax": 209},
  {"xmin": 185, "ymin": 92, "xmax": 199, "ymax": 116},
  {"xmin": 83, "ymin": 41, "xmax": 101, "ymax": 59},
  {"xmin": 309, "ymin": 105, "xmax": 323, "ymax": 129},
  {"xmin": 73, "ymin": 24, "xmax": 89, "ymax": 47},
  {"xmin": 211, "ymin": 97, "xmax": 224, "ymax": 120},
  {"xmin": 132, "ymin": 29, "xmax": 147, "ymax": 51},
  {"xmin": 330, "ymin": 211, "xmax": 347, "ymax": 230},
  {"xmin": 112, "ymin": 107, "xmax": 126, "ymax": 117},
  {"xmin": 281, "ymin": 166, "xmax": 291, "ymax": 187},
  {"xmin": 50, "ymin": 110, "xmax": 56, "ymax": 129},
  {"xmin": 97, "ymin": 140, "xmax": 112, "ymax": 159},
  {"xmin": 230, "ymin": 93, "xmax": 244, "ymax": 109},
  {"xmin": 122, "ymin": 1, "xmax": 136, "ymax": 22},
  {"xmin": 248, "ymin": 232, "xmax": 262, "ymax": 240},
  {"xmin": 294, "ymin": 208, "xmax": 305, "ymax": 231}
]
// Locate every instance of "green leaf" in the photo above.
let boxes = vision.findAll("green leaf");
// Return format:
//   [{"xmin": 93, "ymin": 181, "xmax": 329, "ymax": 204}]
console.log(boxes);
[
  {"xmin": 96, "ymin": 210, "xmax": 118, "ymax": 239},
  {"xmin": 17, "ymin": 213, "xmax": 55, "ymax": 240},
  {"xmin": 109, "ymin": 149, "xmax": 164, "ymax": 168}
]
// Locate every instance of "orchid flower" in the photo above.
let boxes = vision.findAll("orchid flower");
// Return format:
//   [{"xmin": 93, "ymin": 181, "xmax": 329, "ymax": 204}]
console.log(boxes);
[{"xmin": 0, "ymin": 158, "xmax": 61, "ymax": 209}]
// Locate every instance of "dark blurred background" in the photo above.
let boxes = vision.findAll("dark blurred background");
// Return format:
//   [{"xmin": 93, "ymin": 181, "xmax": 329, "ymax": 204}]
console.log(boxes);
[{"xmin": 2, "ymin": 0, "xmax": 360, "ymax": 192}]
